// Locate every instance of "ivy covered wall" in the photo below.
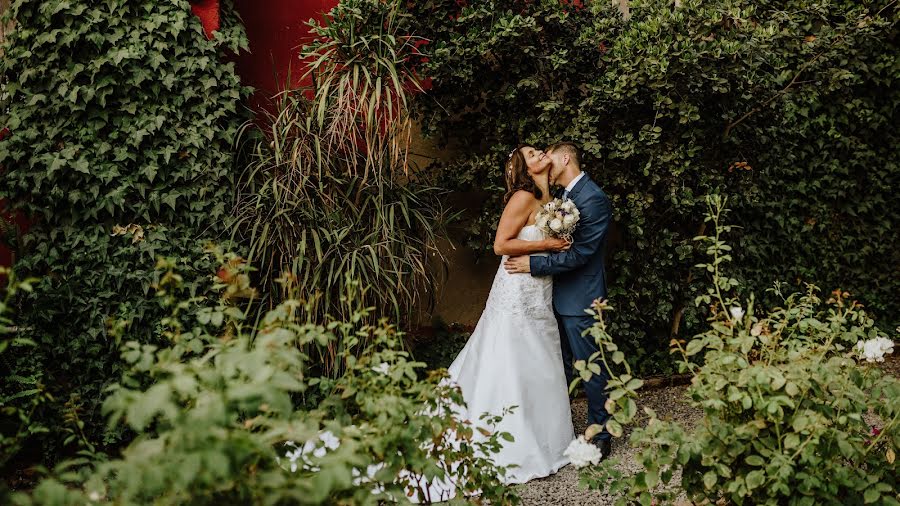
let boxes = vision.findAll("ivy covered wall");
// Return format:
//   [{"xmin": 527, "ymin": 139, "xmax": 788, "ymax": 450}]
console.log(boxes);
[
  {"xmin": 405, "ymin": 0, "xmax": 899, "ymax": 374},
  {"xmin": 0, "ymin": 0, "xmax": 249, "ymax": 459}
]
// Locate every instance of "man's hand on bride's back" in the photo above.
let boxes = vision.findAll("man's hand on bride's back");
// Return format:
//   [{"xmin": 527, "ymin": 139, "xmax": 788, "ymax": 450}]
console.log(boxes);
[{"xmin": 545, "ymin": 237, "xmax": 571, "ymax": 252}]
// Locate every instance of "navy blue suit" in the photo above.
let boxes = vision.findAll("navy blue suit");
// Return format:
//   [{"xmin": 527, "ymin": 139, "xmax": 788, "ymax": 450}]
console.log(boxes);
[{"xmin": 529, "ymin": 174, "xmax": 613, "ymax": 441}]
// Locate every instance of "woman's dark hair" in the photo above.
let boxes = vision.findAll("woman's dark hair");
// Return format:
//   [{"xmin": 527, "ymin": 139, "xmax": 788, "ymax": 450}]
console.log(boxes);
[{"xmin": 503, "ymin": 144, "xmax": 543, "ymax": 204}]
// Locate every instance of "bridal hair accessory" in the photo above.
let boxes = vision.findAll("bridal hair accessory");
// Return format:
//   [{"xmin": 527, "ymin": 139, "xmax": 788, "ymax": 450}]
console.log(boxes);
[{"xmin": 506, "ymin": 148, "xmax": 517, "ymax": 176}]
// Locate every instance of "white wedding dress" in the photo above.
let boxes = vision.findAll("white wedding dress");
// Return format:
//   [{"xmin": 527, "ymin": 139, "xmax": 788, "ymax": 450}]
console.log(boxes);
[{"xmin": 416, "ymin": 224, "xmax": 573, "ymax": 500}]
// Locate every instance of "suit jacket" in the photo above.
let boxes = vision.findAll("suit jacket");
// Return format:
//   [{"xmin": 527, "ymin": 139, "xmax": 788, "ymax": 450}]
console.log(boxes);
[{"xmin": 530, "ymin": 174, "xmax": 612, "ymax": 316}]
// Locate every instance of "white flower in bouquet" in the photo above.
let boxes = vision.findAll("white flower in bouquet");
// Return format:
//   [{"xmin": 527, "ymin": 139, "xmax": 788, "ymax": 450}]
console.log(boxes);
[
  {"xmin": 536, "ymin": 197, "xmax": 580, "ymax": 239},
  {"xmin": 372, "ymin": 362, "xmax": 391, "ymax": 375},
  {"xmin": 856, "ymin": 337, "xmax": 894, "ymax": 363},
  {"xmin": 729, "ymin": 306, "xmax": 745, "ymax": 320},
  {"xmin": 563, "ymin": 436, "xmax": 603, "ymax": 468}
]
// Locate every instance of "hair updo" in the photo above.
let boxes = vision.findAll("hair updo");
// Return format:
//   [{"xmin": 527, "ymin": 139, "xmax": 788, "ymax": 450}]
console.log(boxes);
[{"xmin": 503, "ymin": 144, "xmax": 543, "ymax": 204}]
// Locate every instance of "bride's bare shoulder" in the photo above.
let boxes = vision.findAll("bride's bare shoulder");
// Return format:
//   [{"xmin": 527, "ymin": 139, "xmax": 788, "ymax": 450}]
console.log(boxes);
[
  {"xmin": 506, "ymin": 190, "xmax": 538, "ymax": 208},
  {"xmin": 501, "ymin": 190, "xmax": 539, "ymax": 218}
]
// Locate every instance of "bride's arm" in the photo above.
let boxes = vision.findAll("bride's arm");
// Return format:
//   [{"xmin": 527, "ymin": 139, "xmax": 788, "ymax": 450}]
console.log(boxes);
[{"xmin": 493, "ymin": 191, "xmax": 567, "ymax": 256}]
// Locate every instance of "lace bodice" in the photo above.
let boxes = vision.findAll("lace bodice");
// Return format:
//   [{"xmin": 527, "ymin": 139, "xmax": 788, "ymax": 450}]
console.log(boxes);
[{"xmin": 484, "ymin": 225, "xmax": 554, "ymax": 315}]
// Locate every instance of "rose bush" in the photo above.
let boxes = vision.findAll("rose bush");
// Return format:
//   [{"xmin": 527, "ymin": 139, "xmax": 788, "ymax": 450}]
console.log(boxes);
[
  {"xmin": 575, "ymin": 196, "xmax": 899, "ymax": 505},
  {"xmin": 8, "ymin": 250, "xmax": 520, "ymax": 505}
]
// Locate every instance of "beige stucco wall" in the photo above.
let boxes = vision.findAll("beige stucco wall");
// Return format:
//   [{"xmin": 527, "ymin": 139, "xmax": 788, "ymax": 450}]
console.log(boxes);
[
  {"xmin": 407, "ymin": 123, "xmax": 497, "ymax": 327},
  {"xmin": 428, "ymin": 235, "xmax": 499, "ymax": 326}
]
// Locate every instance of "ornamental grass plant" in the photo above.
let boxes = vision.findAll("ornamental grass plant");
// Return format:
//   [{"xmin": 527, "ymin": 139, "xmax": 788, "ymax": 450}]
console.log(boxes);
[{"xmin": 231, "ymin": 1, "xmax": 452, "ymax": 381}]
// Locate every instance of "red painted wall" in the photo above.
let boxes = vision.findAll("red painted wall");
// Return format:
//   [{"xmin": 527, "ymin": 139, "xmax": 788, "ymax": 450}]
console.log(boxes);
[{"xmin": 233, "ymin": 0, "xmax": 339, "ymax": 108}]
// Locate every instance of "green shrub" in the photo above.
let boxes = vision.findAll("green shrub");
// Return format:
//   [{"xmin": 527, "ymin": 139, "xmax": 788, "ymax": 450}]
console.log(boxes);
[
  {"xmin": 403, "ymin": 0, "xmax": 900, "ymax": 375},
  {"xmin": 9, "ymin": 252, "xmax": 519, "ymax": 505},
  {"xmin": 0, "ymin": 267, "xmax": 49, "ymax": 474},
  {"xmin": 0, "ymin": 0, "xmax": 249, "ymax": 461},
  {"xmin": 575, "ymin": 196, "xmax": 899, "ymax": 505},
  {"xmin": 409, "ymin": 321, "xmax": 472, "ymax": 372}
]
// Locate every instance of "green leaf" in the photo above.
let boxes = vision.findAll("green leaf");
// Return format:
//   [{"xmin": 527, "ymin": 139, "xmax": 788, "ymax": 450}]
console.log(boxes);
[
  {"xmin": 703, "ymin": 470, "xmax": 717, "ymax": 489},
  {"xmin": 864, "ymin": 489, "xmax": 880, "ymax": 504},
  {"xmin": 606, "ymin": 419, "xmax": 623, "ymax": 438},
  {"xmin": 746, "ymin": 470, "xmax": 765, "ymax": 489},
  {"xmin": 685, "ymin": 339, "xmax": 705, "ymax": 356},
  {"xmin": 785, "ymin": 382, "xmax": 799, "ymax": 397},
  {"xmin": 745, "ymin": 455, "xmax": 765, "ymax": 466}
]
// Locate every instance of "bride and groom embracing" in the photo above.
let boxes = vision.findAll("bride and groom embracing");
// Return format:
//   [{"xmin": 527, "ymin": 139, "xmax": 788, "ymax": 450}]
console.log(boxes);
[{"xmin": 446, "ymin": 141, "xmax": 614, "ymax": 485}]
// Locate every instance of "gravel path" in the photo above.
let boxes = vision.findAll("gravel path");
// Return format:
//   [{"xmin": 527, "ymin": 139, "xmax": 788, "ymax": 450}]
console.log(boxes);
[
  {"xmin": 514, "ymin": 386, "xmax": 697, "ymax": 505},
  {"xmin": 514, "ymin": 355, "xmax": 900, "ymax": 505}
]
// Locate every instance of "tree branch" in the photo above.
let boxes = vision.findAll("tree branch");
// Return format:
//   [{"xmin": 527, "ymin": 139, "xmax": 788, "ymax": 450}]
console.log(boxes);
[{"xmin": 722, "ymin": 38, "xmax": 842, "ymax": 139}]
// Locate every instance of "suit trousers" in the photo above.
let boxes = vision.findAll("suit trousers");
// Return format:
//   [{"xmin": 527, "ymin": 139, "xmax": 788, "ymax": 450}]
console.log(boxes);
[{"xmin": 557, "ymin": 312, "xmax": 611, "ymax": 442}]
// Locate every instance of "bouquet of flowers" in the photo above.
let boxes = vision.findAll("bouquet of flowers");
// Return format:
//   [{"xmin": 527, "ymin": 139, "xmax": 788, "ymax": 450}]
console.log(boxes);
[{"xmin": 535, "ymin": 198, "xmax": 580, "ymax": 240}]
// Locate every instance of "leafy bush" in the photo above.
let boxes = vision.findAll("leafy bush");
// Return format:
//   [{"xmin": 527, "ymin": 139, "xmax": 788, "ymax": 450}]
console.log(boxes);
[
  {"xmin": 575, "ymin": 196, "xmax": 899, "ymax": 505},
  {"xmin": 0, "ymin": 0, "xmax": 249, "ymax": 462},
  {"xmin": 231, "ymin": 0, "xmax": 451, "ymax": 375},
  {"xmin": 403, "ymin": 0, "xmax": 900, "ymax": 375},
  {"xmin": 0, "ymin": 267, "xmax": 50, "ymax": 475},
  {"xmin": 9, "ymin": 252, "xmax": 519, "ymax": 505},
  {"xmin": 408, "ymin": 321, "xmax": 472, "ymax": 371}
]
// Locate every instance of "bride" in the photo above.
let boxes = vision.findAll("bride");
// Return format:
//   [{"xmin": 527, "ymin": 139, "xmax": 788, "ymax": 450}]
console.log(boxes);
[{"xmin": 442, "ymin": 145, "xmax": 575, "ymax": 486}]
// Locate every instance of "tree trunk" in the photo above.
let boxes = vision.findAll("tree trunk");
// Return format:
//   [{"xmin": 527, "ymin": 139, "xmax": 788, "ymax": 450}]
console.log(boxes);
[{"xmin": 1, "ymin": 0, "xmax": 12, "ymax": 50}]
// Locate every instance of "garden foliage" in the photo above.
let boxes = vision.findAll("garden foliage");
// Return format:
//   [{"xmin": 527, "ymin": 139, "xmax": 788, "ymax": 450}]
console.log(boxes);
[
  {"xmin": 404, "ymin": 0, "xmax": 900, "ymax": 375},
  {"xmin": 576, "ymin": 196, "xmax": 899, "ymax": 506},
  {"xmin": 8, "ymin": 252, "xmax": 519, "ymax": 506},
  {"xmin": 0, "ymin": 0, "xmax": 249, "ymax": 461}
]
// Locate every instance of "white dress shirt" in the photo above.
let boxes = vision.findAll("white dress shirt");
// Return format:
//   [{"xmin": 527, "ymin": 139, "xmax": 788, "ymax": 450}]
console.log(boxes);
[{"xmin": 562, "ymin": 171, "xmax": 585, "ymax": 199}]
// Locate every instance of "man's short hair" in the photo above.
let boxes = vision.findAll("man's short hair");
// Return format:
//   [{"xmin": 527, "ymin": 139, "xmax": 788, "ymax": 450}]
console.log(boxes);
[{"xmin": 548, "ymin": 141, "xmax": 581, "ymax": 167}]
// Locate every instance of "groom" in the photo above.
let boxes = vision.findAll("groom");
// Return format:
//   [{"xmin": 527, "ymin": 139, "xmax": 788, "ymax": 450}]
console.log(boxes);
[{"xmin": 503, "ymin": 141, "xmax": 614, "ymax": 459}]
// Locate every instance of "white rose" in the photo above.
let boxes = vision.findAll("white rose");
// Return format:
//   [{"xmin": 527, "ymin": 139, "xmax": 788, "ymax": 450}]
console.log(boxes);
[
  {"xmin": 306, "ymin": 431, "xmax": 341, "ymax": 458},
  {"xmin": 858, "ymin": 337, "xmax": 894, "ymax": 363},
  {"xmin": 282, "ymin": 430, "xmax": 341, "ymax": 472},
  {"xmin": 863, "ymin": 340, "xmax": 884, "ymax": 363},
  {"xmin": 563, "ymin": 214, "xmax": 576, "ymax": 226},
  {"xmin": 550, "ymin": 218, "xmax": 563, "ymax": 232},
  {"xmin": 319, "ymin": 430, "xmax": 340, "ymax": 450},
  {"xmin": 563, "ymin": 436, "xmax": 603, "ymax": 468}
]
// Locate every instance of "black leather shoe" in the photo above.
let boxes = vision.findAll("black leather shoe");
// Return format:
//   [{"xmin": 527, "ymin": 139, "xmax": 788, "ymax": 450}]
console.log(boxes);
[{"xmin": 596, "ymin": 439, "xmax": 612, "ymax": 461}]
